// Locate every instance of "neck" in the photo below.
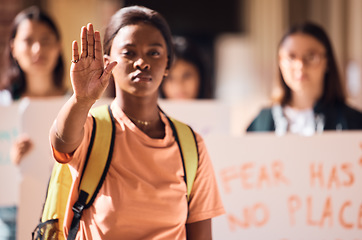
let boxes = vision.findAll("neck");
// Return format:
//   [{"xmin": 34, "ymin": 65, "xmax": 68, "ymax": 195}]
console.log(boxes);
[
  {"xmin": 116, "ymin": 91, "xmax": 160, "ymax": 122},
  {"xmin": 24, "ymin": 73, "xmax": 63, "ymax": 97},
  {"xmin": 115, "ymin": 91, "xmax": 165, "ymax": 138}
]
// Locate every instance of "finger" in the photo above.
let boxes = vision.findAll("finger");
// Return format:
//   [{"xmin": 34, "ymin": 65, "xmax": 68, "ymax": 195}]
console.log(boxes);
[
  {"xmin": 72, "ymin": 41, "xmax": 79, "ymax": 63},
  {"xmin": 105, "ymin": 61, "xmax": 117, "ymax": 73},
  {"xmin": 80, "ymin": 26, "xmax": 88, "ymax": 59},
  {"xmin": 23, "ymin": 144, "xmax": 32, "ymax": 152},
  {"xmin": 94, "ymin": 31, "xmax": 102, "ymax": 61},
  {"xmin": 103, "ymin": 61, "xmax": 117, "ymax": 76},
  {"xmin": 101, "ymin": 61, "xmax": 117, "ymax": 85},
  {"xmin": 87, "ymin": 23, "xmax": 94, "ymax": 58}
]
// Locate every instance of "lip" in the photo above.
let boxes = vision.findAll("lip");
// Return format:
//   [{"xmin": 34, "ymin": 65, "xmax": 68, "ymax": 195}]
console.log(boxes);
[
  {"xmin": 294, "ymin": 71, "xmax": 308, "ymax": 81},
  {"xmin": 32, "ymin": 56, "xmax": 47, "ymax": 64},
  {"xmin": 132, "ymin": 72, "xmax": 152, "ymax": 82}
]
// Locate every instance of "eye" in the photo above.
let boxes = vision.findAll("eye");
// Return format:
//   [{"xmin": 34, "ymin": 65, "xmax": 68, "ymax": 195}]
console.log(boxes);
[
  {"xmin": 182, "ymin": 71, "xmax": 193, "ymax": 79},
  {"xmin": 287, "ymin": 54, "xmax": 296, "ymax": 61},
  {"xmin": 149, "ymin": 50, "xmax": 160, "ymax": 56},
  {"xmin": 121, "ymin": 50, "xmax": 135, "ymax": 57},
  {"xmin": 304, "ymin": 53, "xmax": 324, "ymax": 65},
  {"xmin": 306, "ymin": 54, "xmax": 318, "ymax": 61},
  {"xmin": 40, "ymin": 37, "xmax": 55, "ymax": 46},
  {"xmin": 24, "ymin": 38, "xmax": 33, "ymax": 46}
]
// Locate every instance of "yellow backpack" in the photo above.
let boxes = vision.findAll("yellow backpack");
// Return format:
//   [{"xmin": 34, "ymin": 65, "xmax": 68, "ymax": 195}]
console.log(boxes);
[{"xmin": 32, "ymin": 105, "xmax": 199, "ymax": 240}]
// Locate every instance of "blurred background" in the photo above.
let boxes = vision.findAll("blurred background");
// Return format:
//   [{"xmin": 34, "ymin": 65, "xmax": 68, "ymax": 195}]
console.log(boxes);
[
  {"xmin": 1, "ymin": 2, "xmax": 361, "ymax": 239},
  {"xmin": 1, "ymin": 0, "xmax": 361, "ymax": 132}
]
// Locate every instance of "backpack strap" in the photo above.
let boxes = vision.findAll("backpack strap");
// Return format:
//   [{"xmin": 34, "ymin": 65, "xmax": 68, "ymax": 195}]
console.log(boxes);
[
  {"xmin": 68, "ymin": 105, "xmax": 115, "ymax": 240},
  {"xmin": 166, "ymin": 116, "xmax": 199, "ymax": 202}
]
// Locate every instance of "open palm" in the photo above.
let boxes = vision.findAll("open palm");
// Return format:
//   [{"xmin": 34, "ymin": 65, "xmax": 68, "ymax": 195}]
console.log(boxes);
[{"xmin": 70, "ymin": 23, "xmax": 117, "ymax": 102}]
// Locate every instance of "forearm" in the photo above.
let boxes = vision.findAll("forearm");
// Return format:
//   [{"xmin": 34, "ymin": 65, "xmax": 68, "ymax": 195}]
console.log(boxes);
[
  {"xmin": 50, "ymin": 94, "xmax": 95, "ymax": 153},
  {"xmin": 186, "ymin": 219, "xmax": 212, "ymax": 240},
  {"xmin": 51, "ymin": 23, "xmax": 116, "ymax": 154}
]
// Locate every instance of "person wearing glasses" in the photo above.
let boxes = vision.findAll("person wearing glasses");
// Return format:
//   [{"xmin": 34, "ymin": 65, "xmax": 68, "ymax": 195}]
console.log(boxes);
[{"xmin": 246, "ymin": 22, "xmax": 362, "ymax": 135}]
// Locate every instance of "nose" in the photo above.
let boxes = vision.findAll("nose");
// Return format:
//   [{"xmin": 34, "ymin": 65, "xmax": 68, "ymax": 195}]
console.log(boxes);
[
  {"xmin": 32, "ymin": 42, "xmax": 41, "ymax": 54},
  {"xmin": 133, "ymin": 57, "xmax": 150, "ymax": 70},
  {"xmin": 293, "ymin": 58, "xmax": 305, "ymax": 69}
]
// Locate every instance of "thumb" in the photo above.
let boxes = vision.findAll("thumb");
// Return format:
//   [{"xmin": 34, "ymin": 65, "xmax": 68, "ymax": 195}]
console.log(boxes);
[
  {"xmin": 101, "ymin": 61, "xmax": 117, "ymax": 84},
  {"xmin": 104, "ymin": 61, "xmax": 117, "ymax": 75}
]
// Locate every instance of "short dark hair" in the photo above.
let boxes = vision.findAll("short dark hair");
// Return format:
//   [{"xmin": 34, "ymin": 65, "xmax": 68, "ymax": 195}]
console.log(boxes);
[
  {"xmin": 1, "ymin": 5, "xmax": 64, "ymax": 100},
  {"xmin": 275, "ymin": 21, "xmax": 345, "ymax": 106},
  {"xmin": 103, "ymin": 5, "xmax": 174, "ymax": 69}
]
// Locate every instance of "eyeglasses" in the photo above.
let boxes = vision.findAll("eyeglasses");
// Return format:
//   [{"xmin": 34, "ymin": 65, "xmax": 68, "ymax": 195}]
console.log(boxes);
[{"xmin": 279, "ymin": 53, "xmax": 326, "ymax": 68}]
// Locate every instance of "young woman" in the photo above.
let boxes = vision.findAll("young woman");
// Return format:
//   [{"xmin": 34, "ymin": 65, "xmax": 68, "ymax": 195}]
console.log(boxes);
[
  {"xmin": 1, "ymin": 6, "xmax": 65, "ymax": 102},
  {"xmin": 159, "ymin": 36, "xmax": 213, "ymax": 99},
  {"xmin": 247, "ymin": 22, "xmax": 362, "ymax": 135},
  {"xmin": 50, "ymin": 6, "xmax": 224, "ymax": 239},
  {"xmin": 0, "ymin": 6, "xmax": 65, "ymax": 239},
  {"xmin": 1, "ymin": 6, "xmax": 66, "ymax": 165}
]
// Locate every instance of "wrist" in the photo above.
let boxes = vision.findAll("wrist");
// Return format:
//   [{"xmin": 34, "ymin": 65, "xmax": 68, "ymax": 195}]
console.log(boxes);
[{"xmin": 71, "ymin": 94, "xmax": 97, "ymax": 109}]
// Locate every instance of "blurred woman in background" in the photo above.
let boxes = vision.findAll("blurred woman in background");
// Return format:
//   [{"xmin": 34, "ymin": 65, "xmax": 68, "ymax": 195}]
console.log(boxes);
[
  {"xmin": 1, "ymin": 6, "xmax": 65, "ymax": 103},
  {"xmin": 247, "ymin": 22, "xmax": 362, "ymax": 135},
  {"xmin": 160, "ymin": 36, "xmax": 213, "ymax": 99},
  {"xmin": 0, "ymin": 6, "xmax": 65, "ymax": 239},
  {"xmin": 1, "ymin": 5, "xmax": 66, "ymax": 165}
]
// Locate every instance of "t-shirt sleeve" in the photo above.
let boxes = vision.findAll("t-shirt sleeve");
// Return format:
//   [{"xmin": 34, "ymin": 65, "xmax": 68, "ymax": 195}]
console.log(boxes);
[{"xmin": 186, "ymin": 133, "xmax": 225, "ymax": 223}]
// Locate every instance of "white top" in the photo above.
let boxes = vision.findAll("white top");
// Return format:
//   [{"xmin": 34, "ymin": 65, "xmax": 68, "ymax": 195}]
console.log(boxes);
[
  {"xmin": 284, "ymin": 106, "xmax": 315, "ymax": 136},
  {"xmin": 0, "ymin": 90, "xmax": 13, "ymax": 106}
]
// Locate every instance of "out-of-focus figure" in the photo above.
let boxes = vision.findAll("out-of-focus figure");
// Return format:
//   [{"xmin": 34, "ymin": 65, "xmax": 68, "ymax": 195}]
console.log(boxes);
[
  {"xmin": 247, "ymin": 22, "xmax": 362, "ymax": 135},
  {"xmin": 160, "ymin": 36, "xmax": 213, "ymax": 99},
  {"xmin": 0, "ymin": 6, "xmax": 65, "ymax": 240}
]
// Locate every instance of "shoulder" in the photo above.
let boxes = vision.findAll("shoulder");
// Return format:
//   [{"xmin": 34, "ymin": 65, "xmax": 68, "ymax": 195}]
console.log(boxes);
[
  {"xmin": 340, "ymin": 103, "xmax": 362, "ymax": 116},
  {"xmin": 258, "ymin": 107, "xmax": 273, "ymax": 118},
  {"xmin": 246, "ymin": 107, "xmax": 274, "ymax": 132},
  {"xmin": 340, "ymin": 103, "xmax": 362, "ymax": 129}
]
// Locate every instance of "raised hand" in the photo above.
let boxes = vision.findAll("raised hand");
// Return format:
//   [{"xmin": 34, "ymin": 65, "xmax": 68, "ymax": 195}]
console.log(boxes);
[
  {"xmin": 70, "ymin": 23, "xmax": 117, "ymax": 103},
  {"xmin": 10, "ymin": 134, "xmax": 33, "ymax": 165}
]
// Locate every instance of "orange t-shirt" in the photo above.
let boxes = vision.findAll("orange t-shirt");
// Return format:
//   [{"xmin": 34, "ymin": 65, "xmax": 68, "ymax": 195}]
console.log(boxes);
[{"xmin": 53, "ymin": 102, "xmax": 225, "ymax": 239}]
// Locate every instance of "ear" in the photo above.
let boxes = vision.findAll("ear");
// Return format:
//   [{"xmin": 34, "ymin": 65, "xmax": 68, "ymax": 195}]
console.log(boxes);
[
  {"xmin": 164, "ymin": 68, "xmax": 169, "ymax": 77},
  {"xmin": 10, "ymin": 40, "xmax": 16, "ymax": 59},
  {"xmin": 104, "ymin": 55, "xmax": 110, "ymax": 65}
]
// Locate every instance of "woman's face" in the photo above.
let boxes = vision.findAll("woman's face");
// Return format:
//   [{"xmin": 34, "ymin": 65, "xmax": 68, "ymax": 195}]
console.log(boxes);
[
  {"xmin": 105, "ymin": 23, "xmax": 169, "ymax": 98},
  {"xmin": 279, "ymin": 33, "xmax": 327, "ymax": 100},
  {"xmin": 162, "ymin": 59, "xmax": 200, "ymax": 99},
  {"xmin": 11, "ymin": 19, "xmax": 61, "ymax": 76}
]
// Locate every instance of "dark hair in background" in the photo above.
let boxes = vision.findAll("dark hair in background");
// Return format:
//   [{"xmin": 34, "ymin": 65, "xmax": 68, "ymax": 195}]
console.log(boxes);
[
  {"xmin": 103, "ymin": 5, "xmax": 174, "ymax": 69},
  {"xmin": 1, "ymin": 5, "xmax": 65, "ymax": 100},
  {"xmin": 275, "ymin": 21, "xmax": 345, "ymax": 106},
  {"xmin": 159, "ymin": 36, "xmax": 214, "ymax": 99}
]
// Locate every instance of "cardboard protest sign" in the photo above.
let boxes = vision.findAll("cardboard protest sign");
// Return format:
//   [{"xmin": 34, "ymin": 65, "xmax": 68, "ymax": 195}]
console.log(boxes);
[
  {"xmin": 206, "ymin": 132, "xmax": 362, "ymax": 240},
  {"xmin": 158, "ymin": 99, "xmax": 230, "ymax": 136},
  {"xmin": 0, "ymin": 103, "xmax": 21, "ymax": 206},
  {"xmin": 17, "ymin": 97, "xmax": 67, "ymax": 240}
]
